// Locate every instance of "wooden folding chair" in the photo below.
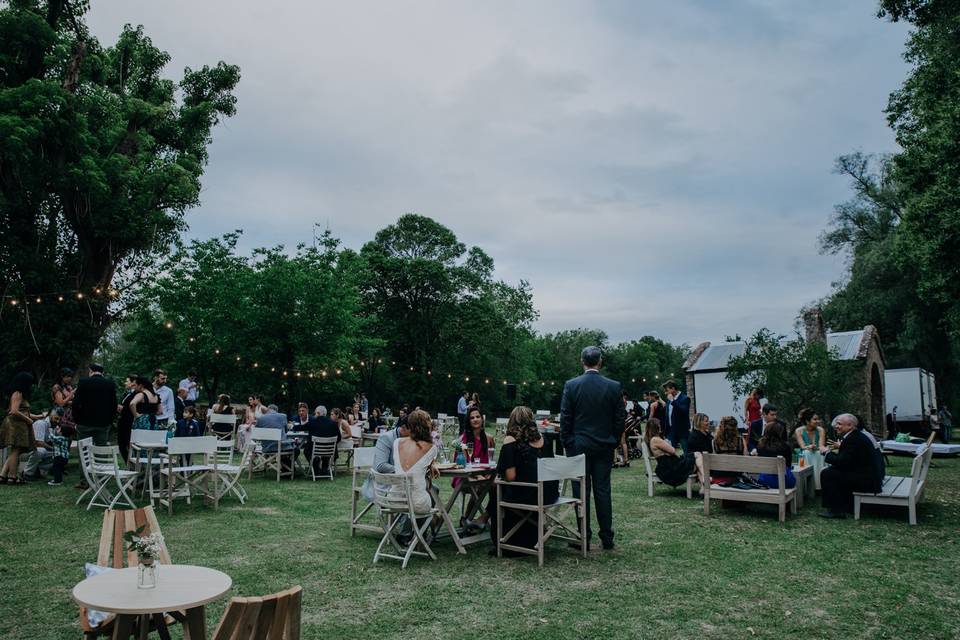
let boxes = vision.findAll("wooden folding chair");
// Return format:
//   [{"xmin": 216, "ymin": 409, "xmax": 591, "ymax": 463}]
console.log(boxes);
[
  {"xmin": 212, "ymin": 585, "xmax": 302, "ymax": 640},
  {"xmin": 249, "ymin": 427, "xmax": 295, "ymax": 481},
  {"xmin": 496, "ymin": 454, "xmax": 587, "ymax": 567},
  {"xmin": 370, "ymin": 471, "xmax": 463, "ymax": 568},
  {"xmin": 350, "ymin": 447, "xmax": 379, "ymax": 536},
  {"xmin": 80, "ymin": 506, "xmax": 177, "ymax": 639}
]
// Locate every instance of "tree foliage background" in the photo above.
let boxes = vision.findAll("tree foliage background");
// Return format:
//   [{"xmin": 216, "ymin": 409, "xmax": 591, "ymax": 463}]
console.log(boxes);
[
  {"xmin": 0, "ymin": 0, "xmax": 239, "ymax": 385},
  {"xmin": 102, "ymin": 214, "xmax": 690, "ymax": 414}
]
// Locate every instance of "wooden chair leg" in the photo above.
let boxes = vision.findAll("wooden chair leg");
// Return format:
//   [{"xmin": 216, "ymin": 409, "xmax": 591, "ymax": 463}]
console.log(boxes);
[
  {"xmin": 183, "ymin": 606, "xmax": 206, "ymax": 640},
  {"xmin": 854, "ymin": 496, "xmax": 861, "ymax": 520}
]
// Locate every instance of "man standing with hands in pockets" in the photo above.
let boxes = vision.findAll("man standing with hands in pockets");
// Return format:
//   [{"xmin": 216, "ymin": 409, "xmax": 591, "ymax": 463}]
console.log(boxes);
[{"xmin": 561, "ymin": 346, "xmax": 626, "ymax": 551}]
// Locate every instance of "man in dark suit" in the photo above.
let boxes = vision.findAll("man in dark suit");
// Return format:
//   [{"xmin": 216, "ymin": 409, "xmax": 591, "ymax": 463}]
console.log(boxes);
[
  {"xmin": 662, "ymin": 380, "xmax": 691, "ymax": 452},
  {"xmin": 747, "ymin": 403, "xmax": 786, "ymax": 453},
  {"xmin": 71, "ymin": 363, "xmax": 118, "ymax": 446},
  {"xmin": 561, "ymin": 346, "xmax": 626, "ymax": 550},
  {"xmin": 819, "ymin": 413, "xmax": 883, "ymax": 518},
  {"xmin": 306, "ymin": 405, "xmax": 341, "ymax": 475}
]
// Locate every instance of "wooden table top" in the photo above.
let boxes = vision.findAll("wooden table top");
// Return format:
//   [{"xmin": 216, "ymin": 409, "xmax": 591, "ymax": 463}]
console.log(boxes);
[{"xmin": 72, "ymin": 565, "xmax": 232, "ymax": 615}]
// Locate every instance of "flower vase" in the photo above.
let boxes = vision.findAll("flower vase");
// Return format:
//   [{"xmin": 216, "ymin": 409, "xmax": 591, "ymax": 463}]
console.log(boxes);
[{"xmin": 137, "ymin": 556, "xmax": 158, "ymax": 589}]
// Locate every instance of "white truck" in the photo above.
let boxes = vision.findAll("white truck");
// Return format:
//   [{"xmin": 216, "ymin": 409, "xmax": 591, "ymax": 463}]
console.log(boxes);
[{"xmin": 884, "ymin": 368, "xmax": 937, "ymax": 430}]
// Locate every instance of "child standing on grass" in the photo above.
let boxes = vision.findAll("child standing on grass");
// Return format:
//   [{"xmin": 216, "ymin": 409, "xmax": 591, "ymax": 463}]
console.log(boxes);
[{"xmin": 46, "ymin": 422, "xmax": 71, "ymax": 486}]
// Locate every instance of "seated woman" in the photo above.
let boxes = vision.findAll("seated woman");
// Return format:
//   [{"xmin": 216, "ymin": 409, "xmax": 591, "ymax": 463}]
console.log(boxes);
[
  {"xmin": 756, "ymin": 422, "xmax": 796, "ymax": 489},
  {"xmin": 794, "ymin": 407, "xmax": 825, "ymax": 488},
  {"xmin": 367, "ymin": 407, "xmax": 384, "ymax": 431},
  {"xmin": 209, "ymin": 394, "xmax": 236, "ymax": 439},
  {"xmin": 645, "ymin": 418, "xmax": 697, "ymax": 487},
  {"xmin": 710, "ymin": 416, "xmax": 745, "ymax": 482},
  {"xmin": 393, "ymin": 409, "xmax": 438, "ymax": 514},
  {"xmin": 457, "ymin": 407, "xmax": 496, "ymax": 531},
  {"xmin": 687, "ymin": 413, "xmax": 713, "ymax": 454},
  {"xmin": 487, "ymin": 406, "xmax": 559, "ymax": 556},
  {"xmin": 331, "ymin": 408, "xmax": 353, "ymax": 440}
]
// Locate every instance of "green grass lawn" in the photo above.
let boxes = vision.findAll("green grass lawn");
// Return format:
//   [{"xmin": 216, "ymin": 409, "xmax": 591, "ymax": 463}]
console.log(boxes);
[{"xmin": 1, "ymin": 452, "xmax": 958, "ymax": 640}]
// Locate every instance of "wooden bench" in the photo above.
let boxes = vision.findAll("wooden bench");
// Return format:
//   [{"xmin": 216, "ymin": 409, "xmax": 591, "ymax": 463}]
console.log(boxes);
[
  {"xmin": 854, "ymin": 444, "xmax": 933, "ymax": 525},
  {"xmin": 700, "ymin": 453, "xmax": 798, "ymax": 522},
  {"xmin": 640, "ymin": 440, "xmax": 696, "ymax": 499}
]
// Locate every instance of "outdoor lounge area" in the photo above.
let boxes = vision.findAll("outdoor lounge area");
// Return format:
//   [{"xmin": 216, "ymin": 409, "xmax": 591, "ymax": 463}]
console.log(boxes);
[{"xmin": 1, "ymin": 448, "xmax": 957, "ymax": 640}]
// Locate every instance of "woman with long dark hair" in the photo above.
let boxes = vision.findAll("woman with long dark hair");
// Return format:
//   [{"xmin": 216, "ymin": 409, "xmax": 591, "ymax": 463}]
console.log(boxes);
[
  {"xmin": 757, "ymin": 422, "xmax": 796, "ymax": 489},
  {"xmin": 130, "ymin": 376, "xmax": 160, "ymax": 430},
  {"xmin": 116, "ymin": 374, "xmax": 138, "ymax": 462},
  {"xmin": 487, "ymin": 406, "xmax": 559, "ymax": 555},
  {"xmin": 644, "ymin": 417, "xmax": 697, "ymax": 488},
  {"xmin": 51, "ymin": 367, "xmax": 77, "ymax": 438},
  {"xmin": 0, "ymin": 372, "xmax": 42, "ymax": 484}
]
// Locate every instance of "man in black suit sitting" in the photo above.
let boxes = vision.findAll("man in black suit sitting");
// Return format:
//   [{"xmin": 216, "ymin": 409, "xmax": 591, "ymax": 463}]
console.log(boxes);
[
  {"xmin": 306, "ymin": 405, "xmax": 341, "ymax": 475},
  {"xmin": 561, "ymin": 346, "xmax": 626, "ymax": 551},
  {"xmin": 818, "ymin": 413, "xmax": 883, "ymax": 518}
]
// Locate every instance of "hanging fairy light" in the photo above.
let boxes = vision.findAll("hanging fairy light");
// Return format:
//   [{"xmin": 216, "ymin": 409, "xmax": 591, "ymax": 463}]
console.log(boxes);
[
  {"xmin": 9, "ymin": 299, "xmax": 18, "ymax": 306},
  {"xmin": 76, "ymin": 292, "xmax": 84, "ymax": 299},
  {"xmin": 34, "ymin": 297, "xmax": 41, "ymax": 304}
]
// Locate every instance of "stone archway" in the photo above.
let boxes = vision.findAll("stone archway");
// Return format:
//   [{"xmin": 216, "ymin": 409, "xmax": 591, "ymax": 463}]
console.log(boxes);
[{"xmin": 870, "ymin": 363, "xmax": 884, "ymax": 434}]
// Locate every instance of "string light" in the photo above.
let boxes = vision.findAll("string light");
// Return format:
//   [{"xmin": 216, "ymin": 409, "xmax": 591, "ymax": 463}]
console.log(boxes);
[
  {"xmin": 485, "ymin": 379, "xmax": 490, "ymax": 384},
  {"xmin": 235, "ymin": 356, "xmax": 241, "ymax": 362},
  {"xmin": 34, "ymin": 297, "xmax": 41, "ymax": 304},
  {"xmin": 9, "ymin": 299, "xmax": 17, "ymax": 306},
  {"xmin": 76, "ymin": 292, "xmax": 84, "ymax": 299},
  {"xmin": 164, "ymin": 321, "xmax": 173, "ymax": 329},
  {"xmin": 253, "ymin": 363, "xmax": 259, "ymax": 368},
  {"xmin": 57, "ymin": 295, "xmax": 64, "ymax": 302},
  {"xmin": 214, "ymin": 349, "xmax": 220, "ymax": 355}
]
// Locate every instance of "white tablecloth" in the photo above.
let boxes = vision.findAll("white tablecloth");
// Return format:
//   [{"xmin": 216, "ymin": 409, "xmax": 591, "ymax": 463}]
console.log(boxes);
[{"xmin": 880, "ymin": 440, "xmax": 960, "ymax": 455}]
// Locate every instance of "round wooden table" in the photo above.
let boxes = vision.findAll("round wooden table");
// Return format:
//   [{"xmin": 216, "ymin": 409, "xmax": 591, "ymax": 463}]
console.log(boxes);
[{"xmin": 73, "ymin": 564, "xmax": 232, "ymax": 640}]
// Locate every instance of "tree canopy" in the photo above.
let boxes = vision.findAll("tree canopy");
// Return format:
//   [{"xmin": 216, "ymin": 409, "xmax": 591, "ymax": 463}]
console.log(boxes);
[{"xmin": 0, "ymin": 0, "xmax": 239, "ymax": 384}]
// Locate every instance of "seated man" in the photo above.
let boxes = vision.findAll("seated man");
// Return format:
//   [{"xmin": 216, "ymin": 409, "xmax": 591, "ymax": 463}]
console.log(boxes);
[
  {"xmin": 747, "ymin": 403, "xmax": 786, "ymax": 454},
  {"xmin": 818, "ymin": 413, "xmax": 883, "ymax": 519},
  {"xmin": 24, "ymin": 407, "xmax": 64, "ymax": 479},
  {"xmin": 256, "ymin": 404, "xmax": 298, "ymax": 468},
  {"xmin": 304, "ymin": 404, "xmax": 338, "ymax": 474}
]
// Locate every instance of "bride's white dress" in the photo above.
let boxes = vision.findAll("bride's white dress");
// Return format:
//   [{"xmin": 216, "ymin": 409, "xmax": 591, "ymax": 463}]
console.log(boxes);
[{"xmin": 392, "ymin": 437, "xmax": 436, "ymax": 514}]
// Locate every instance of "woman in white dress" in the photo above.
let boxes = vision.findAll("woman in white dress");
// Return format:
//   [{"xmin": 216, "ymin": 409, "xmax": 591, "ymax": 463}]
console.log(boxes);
[{"xmin": 393, "ymin": 409, "xmax": 438, "ymax": 514}]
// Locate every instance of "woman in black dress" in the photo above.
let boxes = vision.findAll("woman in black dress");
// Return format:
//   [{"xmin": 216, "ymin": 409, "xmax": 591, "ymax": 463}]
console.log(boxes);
[
  {"xmin": 116, "ymin": 375, "xmax": 138, "ymax": 461},
  {"xmin": 645, "ymin": 417, "xmax": 696, "ymax": 487},
  {"xmin": 487, "ymin": 406, "xmax": 559, "ymax": 555},
  {"xmin": 130, "ymin": 377, "xmax": 160, "ymax": 431},
  {"xmin": 648, "ymin": 391, "xmax": 667, "ymax": 426}
]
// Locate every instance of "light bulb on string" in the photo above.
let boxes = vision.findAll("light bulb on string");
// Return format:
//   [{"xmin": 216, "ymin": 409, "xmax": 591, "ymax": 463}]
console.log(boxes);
[
  {"xmin": 296, "ymin": 372, "xmax": 301, "ymax": 377},
  {"xmin": 360, "ymin": 361, "xmax": 365, "ymax": 367},
  {"xmin": 271, "ymin": 367, "xmax": 276, "ymax": 372},
  {"xmin": 214, "ymin": 349, "xmax": 220, "ymax": 355},
  {"xmin": 76, "ymin": 292, "xmax": 84, "ymax": 299},
  {"xmin": 377, "ymin": 359, "xmax": 383, "ymax": 364},
  {"xmin": 57, "ymin": 295, "xmax": 64, "ymax": 302},
  {"xmin": 464, "ymin": 376, "xmax": 470, "ymax": 382},
  {"xmin": 9, "ymin": 298, "xmax": 18, "ymax": 306},
  {"xmin": 164, "ymin": 321, "xmax": 173, "ymax": 329},
  {"xmin": 336, "ymin": 369, "xmax": 341, "ymax": 375},
  {"xmin": 253, "ymin": 363, "xmax": 259, "ymax": 368},
  {"xmin": 94, "ymin": 288, "xmax": 102, "ymax": 295},
  {"xmin": 502, "ymin": 380, "xmax": 507, "ymax": 385},
  {"xmin": 283, "ymin": 371, "xmax": 288, "ymax": 376},
  {"xmin": 322, "ymin": 371, "xmax": 327, "ymax": 377},
  {"xmin": 427, "ymin": 370, "xmax": 432, "ymax": 376},
  {"xmin": 447, "ymin": 373, "xmax": 452, "ymax": 379},
  {"xmin": 235, "ymin": 356, "xmax": 240, "ymax": 362},
  {"xmin": 35, "ymin": 297, "xmax": 42, "ymax": 304},
  {"xmin": 485, "ymin": 379, "xmax": 490, "ymax": 384},
  {"xmin": 409, "ymin": 366, "xmax": 414, "ymax": 372}
]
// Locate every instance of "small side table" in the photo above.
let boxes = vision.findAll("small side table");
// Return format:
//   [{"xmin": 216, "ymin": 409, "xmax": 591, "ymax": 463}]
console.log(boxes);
[{"xmin": 73, "ymin": 564, "xmax": 232, "ymax": 639}]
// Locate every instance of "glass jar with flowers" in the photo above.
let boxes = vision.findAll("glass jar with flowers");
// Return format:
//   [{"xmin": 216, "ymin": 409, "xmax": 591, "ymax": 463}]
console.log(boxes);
[{"xmin": 123, "ymin": 526, "xmax": 165, "ymax": 589}]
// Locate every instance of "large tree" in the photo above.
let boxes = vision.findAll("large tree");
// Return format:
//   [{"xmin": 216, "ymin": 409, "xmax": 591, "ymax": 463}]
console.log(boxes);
[{"xmin": 0, "ymin": 0, "xmax": 239, "ymax": 383}]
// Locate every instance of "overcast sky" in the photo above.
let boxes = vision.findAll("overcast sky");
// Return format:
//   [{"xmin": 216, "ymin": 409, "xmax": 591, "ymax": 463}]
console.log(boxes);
[{"xmin": 87, "ymin": 1, "xmax": 910, "ymax": 347}]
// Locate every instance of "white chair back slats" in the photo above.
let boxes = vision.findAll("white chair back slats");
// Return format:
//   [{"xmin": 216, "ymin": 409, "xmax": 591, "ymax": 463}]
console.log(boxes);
[
  {"xmin": 370, "ymin": 471, "xmax": 416, "ymax": 513},
  {"xmin": 250, "ymin": 427, "xmax": 281, "ymax": 444},
  {"xmin": 215, "ymin": 440, "xmax": 236, "ymax": 466},
  {"xmin": 312, "ymin": 436, "xmax": 338, "ymax": 457},
  {"xmin": 537, "ymin": 454, "xmax": 585, "ymax": 482}
]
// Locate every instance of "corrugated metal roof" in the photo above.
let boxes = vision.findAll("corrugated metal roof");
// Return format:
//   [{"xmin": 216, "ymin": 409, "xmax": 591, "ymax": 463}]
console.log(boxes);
[{"xmin": 687, "ymin": 330, "xmax": 866, "ymax": 372}]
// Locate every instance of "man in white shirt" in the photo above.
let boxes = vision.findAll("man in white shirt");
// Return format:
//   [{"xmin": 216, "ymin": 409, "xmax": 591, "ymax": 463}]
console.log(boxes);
[
  {"xmin": 153, "ymin": 369, "xmax": 175, "ymax": 427},
  {"xmin": 24, "ymin": 408, "xmax": 63, "ymax": 478},
  {"xmin": 178, "ymin": 371, "xmax": 199, "ymax": 406},
  {"xmin": 457, "ymin": 391, "xmax": 469, "ymax": 435}
]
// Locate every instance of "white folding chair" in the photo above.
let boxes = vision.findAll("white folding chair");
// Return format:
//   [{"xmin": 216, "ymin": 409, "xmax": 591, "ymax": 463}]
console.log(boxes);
[
  {"xmin": 311, "ymin": 436, "xmax": 338, "ymax": 481},
  {"xmin": 208, "ymin": 412, "xmax": 238, "ymax": 441},
  {"xmin": 337, "ymin": 431, "xmax": 356, "ymax": 469},
  {"xmin": 249, "ymin": 427, "xmax": 295, "ymax": 481},
  {"xmin": 350, "ymin": 447, "xmax": 379, "ymax": 536},
  {"xmin": 130, "ymin": 429, "xmax": 168, "ymax": 502},
  {"xmin": 214, "ymin": 440, "xmax": 236, "ymax": 466},
  {"xmin": 159, "ymin": 436, "xmax": 218, "ymax": 515},
  {"xmin": 496, "ymin": 417, "xmax": 509, "ymax": 436},
  {"xmin": 88, "ymin": 446, "xmax": 138, "ymax": 511},
  {"xmin": 370, "ymin": 471, "xmax": 463, "ymax": 568},
  {"xmin": 495, "ymin": 453, "xmax": 587, "ymax": 567},
  {"xmin": 75, "ymin": 437, "xmax": 97, "ymax": 506},
  {"xmin": 213, "ymin": 443, "xmax": 255, "ymax": 505}
]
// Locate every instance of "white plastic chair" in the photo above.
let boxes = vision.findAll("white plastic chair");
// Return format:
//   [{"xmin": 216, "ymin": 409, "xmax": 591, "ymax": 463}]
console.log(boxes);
[
  {"xmin": 159, "ymin": 436, "xmax": 218, "ymax": 515},
  {"xmin": 496, "ymin": 417, "xmax": 509, "ymax": 436},
  {"xmin": 370, "ymin": 471, "xmax": 463, "ymax": 568},
  {"xmin": 249, "ymin": 427, "xmax": 295, "ymax": 481},
  {"xmin": 350, "ymin": 447, "xmax": 379, "ymax": 536},
  {"xmin": 495, "ymin": 453, "xmax": 587, "ymax": 567},
  {"xmin": 88, "ymin": 445, "xmax": 138, "ymax": 510},
  {"xmin": 311, "ymin": 436, "xmax": 338, "ymax": 481}
]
